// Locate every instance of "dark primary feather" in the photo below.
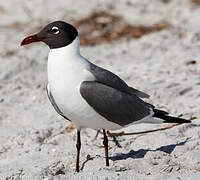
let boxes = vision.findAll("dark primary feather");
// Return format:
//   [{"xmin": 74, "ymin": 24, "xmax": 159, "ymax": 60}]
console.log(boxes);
[
  {"xmin": 153, "ymin": 109, "xmax": 191, "ymax": 123},
  {"xmin": 89, "ymin": 64, "xmax": 149, "ymax": 99},
  {"xmin": 80, "ymin": 81, "xmax": 151, "ymax": 126}
]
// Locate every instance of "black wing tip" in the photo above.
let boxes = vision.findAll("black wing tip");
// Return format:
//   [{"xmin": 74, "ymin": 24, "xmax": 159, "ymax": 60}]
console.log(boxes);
[
  {"xmin": 153, "ymin": 109, "xmax": 191, "ymax": 123},
  {"xmin": 163, "ymin": 117, "xmax": 191, "ymax": 123},
  {"xmin": 153, "ymin": 108, "xmax": 169, "ymax": 115}
]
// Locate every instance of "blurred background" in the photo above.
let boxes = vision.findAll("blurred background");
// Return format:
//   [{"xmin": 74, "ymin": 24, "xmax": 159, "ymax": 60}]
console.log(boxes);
[{"xmin": 0, "ymin": 0, "xmax": 200, "ymax": 179}]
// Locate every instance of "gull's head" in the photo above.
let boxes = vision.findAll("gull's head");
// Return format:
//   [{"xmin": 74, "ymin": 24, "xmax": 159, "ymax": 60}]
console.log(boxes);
[{"xmin": 21, "ymin": 21, "xmax": 78, "ymax": 49}]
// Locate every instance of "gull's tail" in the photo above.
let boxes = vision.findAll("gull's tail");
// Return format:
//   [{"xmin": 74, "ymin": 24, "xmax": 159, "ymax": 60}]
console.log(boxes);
[{"xmin": 153, "ymin": 109, "xmax": 191, "ymax": 123}]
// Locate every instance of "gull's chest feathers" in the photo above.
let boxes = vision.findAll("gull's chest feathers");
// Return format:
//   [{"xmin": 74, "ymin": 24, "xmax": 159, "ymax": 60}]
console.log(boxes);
[{"xmin": 48, "ymin": 51, "xmax": 89, "ymax": 93}]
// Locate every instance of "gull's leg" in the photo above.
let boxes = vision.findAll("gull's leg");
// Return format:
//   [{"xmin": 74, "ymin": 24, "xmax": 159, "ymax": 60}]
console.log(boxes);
[
  {"xmin": 93, "ymin": 130, "xmax": 101, "ymax": 141},
  {"xmin": 75, "ymin": 130, "xmax": 81, "ymax": 172},
  {"xmin": 103, "ymin": 129, "xmax": 109, "ymax": 166}
]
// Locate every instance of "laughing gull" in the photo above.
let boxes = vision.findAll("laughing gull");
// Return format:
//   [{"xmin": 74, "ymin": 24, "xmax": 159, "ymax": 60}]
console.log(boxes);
[{"xmin": 21, "ymin": 21, "xmax": 191, "ymax": 172}]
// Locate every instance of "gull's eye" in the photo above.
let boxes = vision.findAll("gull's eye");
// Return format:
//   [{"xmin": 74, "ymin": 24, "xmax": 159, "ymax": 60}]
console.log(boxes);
[{"xmin": 50, "ymin": 27, "xmax": 59, "ymax": 34}]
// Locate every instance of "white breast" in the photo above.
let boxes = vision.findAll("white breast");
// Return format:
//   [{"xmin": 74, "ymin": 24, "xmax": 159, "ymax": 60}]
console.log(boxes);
[{"xmin": 47, "ymin": 37, "xmax": 122, "ymax": 130}]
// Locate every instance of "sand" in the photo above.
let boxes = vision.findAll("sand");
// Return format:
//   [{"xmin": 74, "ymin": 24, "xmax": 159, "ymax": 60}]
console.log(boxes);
[{"xmin": 0, "ymin": 0, "xmax": 200, "ymax": 179}]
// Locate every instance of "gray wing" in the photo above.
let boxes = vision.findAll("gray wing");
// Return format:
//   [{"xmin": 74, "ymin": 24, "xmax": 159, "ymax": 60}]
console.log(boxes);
[
  {"xmin": 89, "ymin": 64, "xmax": 149, "ymax": 98},
  {"xmin": 46, "ymin": 84, "xmax": 71, "ymax": 121},
  {"xmin": 128, "ymin": 86, "xmax": 150, "ymax": 98},
  {"xmin": 80, "ymin": 81, "xmax": 151, "ymax": 126}
]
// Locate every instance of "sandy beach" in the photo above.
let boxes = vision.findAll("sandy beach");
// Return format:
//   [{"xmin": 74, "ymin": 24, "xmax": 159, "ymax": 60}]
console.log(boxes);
[{"xmin": 0, "ymin": 0, "xmax": 200, "ymax": 179}]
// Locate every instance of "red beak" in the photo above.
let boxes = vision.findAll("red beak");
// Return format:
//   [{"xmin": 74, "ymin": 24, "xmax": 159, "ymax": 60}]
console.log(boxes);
[{"xmin": 20, "ymin": 34, "xmax": 45, "ymax": 46}]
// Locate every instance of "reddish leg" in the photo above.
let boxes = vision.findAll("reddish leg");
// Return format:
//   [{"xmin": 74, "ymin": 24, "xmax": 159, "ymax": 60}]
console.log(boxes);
[
  {"xmin": 75, "ymin": 130, "xmax": 81, "ymax": 172},
  {"xmin": 103, "ymin": 129, "xmax": 109, "ymax": 166}
]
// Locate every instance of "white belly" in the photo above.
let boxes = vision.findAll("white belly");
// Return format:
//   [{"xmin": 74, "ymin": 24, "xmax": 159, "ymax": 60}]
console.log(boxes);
[{"xmin": 50, "ymin": 83, "xmax": 121, "ymax": 130}]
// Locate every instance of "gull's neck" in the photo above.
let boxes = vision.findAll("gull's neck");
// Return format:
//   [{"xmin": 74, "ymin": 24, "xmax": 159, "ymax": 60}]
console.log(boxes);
[
  {"xmin": 49, "ymin": 36, "xmax": 81, "ymax": 58},
  {"xmin": 47, "ymin": 36, "xmax": 89, "ymax": 79}
]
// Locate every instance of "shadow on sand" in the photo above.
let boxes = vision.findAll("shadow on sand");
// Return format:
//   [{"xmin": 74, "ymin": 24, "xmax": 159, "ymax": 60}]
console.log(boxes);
[{"xmin": 110, "ymin": 137, "xmax": 191, "ymax": 161}]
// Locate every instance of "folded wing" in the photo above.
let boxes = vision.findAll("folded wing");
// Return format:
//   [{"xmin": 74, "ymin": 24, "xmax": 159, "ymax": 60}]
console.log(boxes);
[{"xmin": 80, "ymin": 81, "xmax": 151, "ymax": 126}]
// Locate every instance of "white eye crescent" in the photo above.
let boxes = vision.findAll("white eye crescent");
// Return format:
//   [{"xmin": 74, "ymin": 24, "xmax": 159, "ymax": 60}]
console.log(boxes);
[{"xmin": 51, "ymin": 26, "xmax": 59, "ymax": 34}]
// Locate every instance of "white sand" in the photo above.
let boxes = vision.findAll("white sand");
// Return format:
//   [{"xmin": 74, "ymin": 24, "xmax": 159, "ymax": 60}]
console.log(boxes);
[{"xmin": 0, "ymin": 0, "xmax": 200, "ymax": 179}]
